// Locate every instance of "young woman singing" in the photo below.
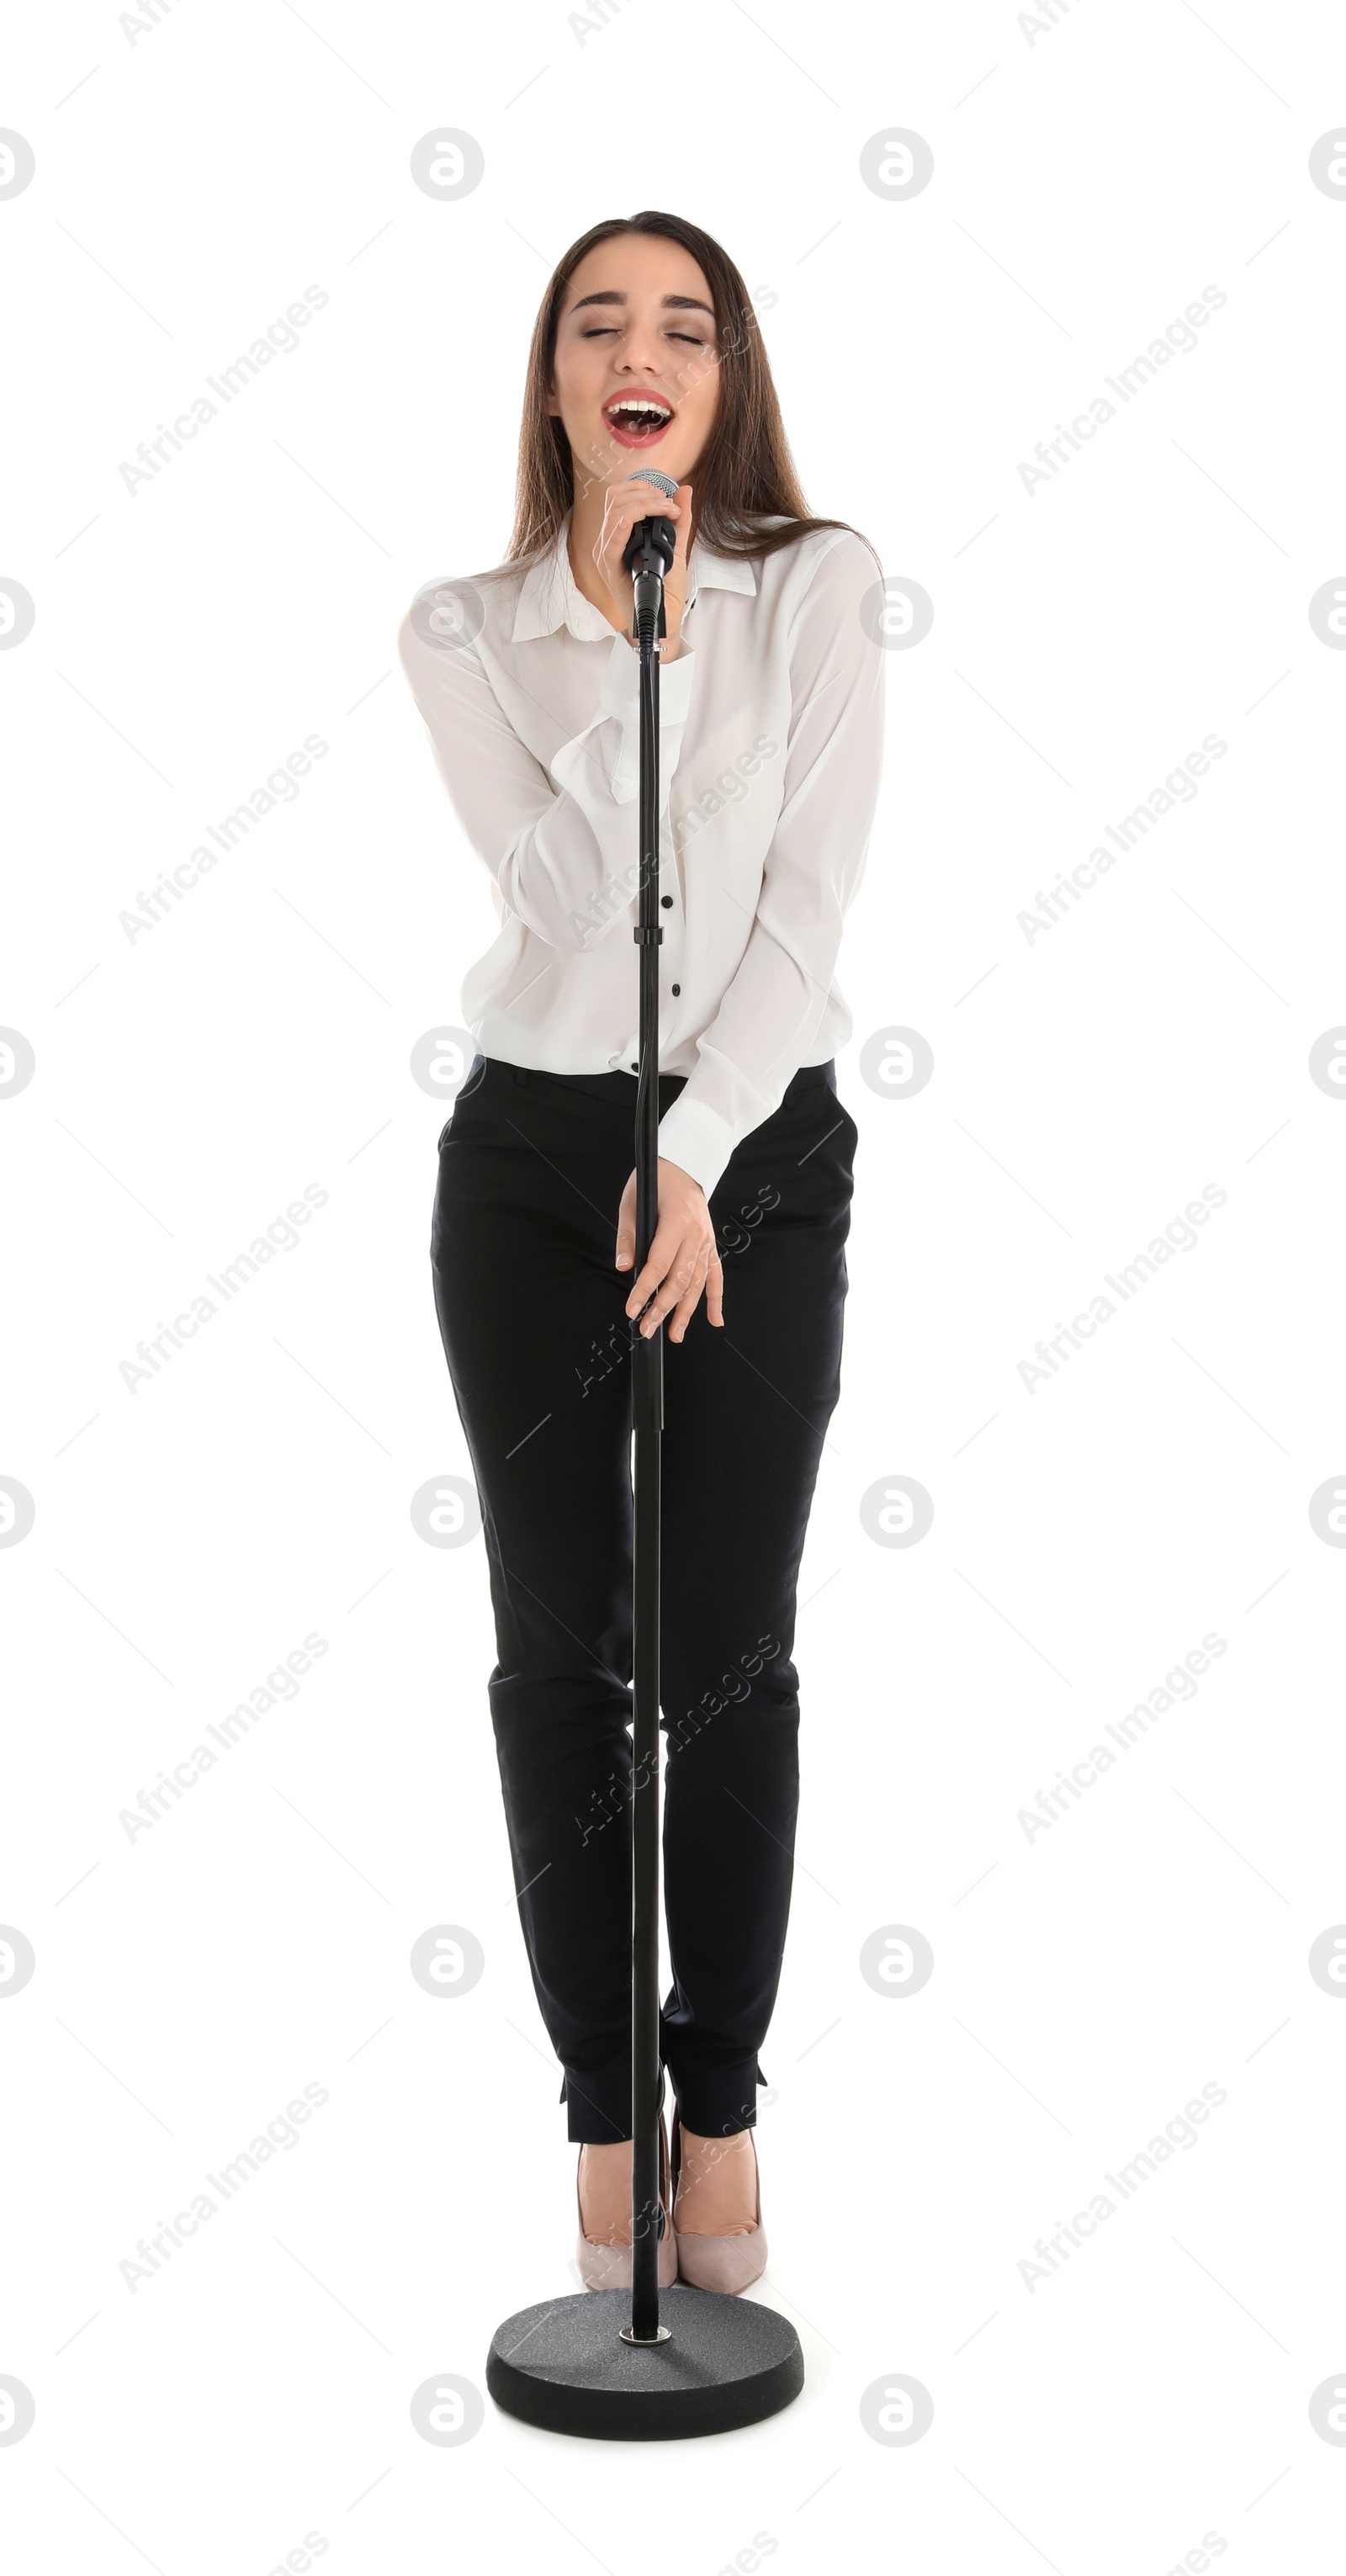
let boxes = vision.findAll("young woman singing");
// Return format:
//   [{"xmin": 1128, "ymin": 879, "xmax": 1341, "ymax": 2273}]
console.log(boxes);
[{"xmin": 399, "ymin": 209, "xmax": 884, "ymax": 2293}]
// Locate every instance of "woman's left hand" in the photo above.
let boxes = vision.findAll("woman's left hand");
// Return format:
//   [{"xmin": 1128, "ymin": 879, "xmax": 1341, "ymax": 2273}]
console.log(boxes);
[
  {"xmin": 656, "ymin": 482, "xmax": 695, "ymax": 660},
  {"xmin": 595, "ymin": 480, "xmax": 694, "ymax": 662},
  {"xmin": 616, "ymin": 1158, "xmax": 723, "ymax": 1341}
]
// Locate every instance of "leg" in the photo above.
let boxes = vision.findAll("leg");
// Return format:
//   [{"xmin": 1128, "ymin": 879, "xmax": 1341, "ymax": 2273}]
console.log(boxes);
[
  {"xmin": 658, "ymin": 1068, "xmax": 857, "ymax": 2142},
  {"xmin": 430, "ymin": 1061, "xmax": 640, "ymax": 2143}
]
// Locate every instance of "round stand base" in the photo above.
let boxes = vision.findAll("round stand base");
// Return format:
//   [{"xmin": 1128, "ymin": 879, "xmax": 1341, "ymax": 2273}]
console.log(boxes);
[{"xmin": 486, "ymin": 2287, "xmax": 804, "ymax": 2441}]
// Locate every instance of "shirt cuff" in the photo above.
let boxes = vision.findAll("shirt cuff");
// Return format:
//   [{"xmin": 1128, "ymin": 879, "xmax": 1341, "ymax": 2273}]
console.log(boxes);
[
  {"xmin": 657, "ymin": 1094, "xmax": 736, "ymax": 1203},
  {"xmin": 596, "ymin": 634, "xmax": 697, "ymax": 805}
]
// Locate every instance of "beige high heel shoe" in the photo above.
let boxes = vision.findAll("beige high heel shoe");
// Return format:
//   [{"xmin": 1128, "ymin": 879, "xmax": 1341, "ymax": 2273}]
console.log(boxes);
[
  {"xmin": 575, "ymin": 2112, "xmax": 678, "ymax": 2291},
  {"xmin": 670, "ymin": 2110, "xmax": 768, "ymax": 2295}
]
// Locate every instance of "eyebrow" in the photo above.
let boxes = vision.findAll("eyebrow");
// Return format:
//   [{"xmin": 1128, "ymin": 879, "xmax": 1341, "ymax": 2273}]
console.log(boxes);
[{"xmin": 568, "ymin": 289, "xmax": 715, "ymax": 318}]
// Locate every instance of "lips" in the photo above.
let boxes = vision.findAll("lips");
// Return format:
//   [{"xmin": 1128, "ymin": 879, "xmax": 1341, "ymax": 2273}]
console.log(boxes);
[{"xmin": 601, "ymin": 390, "xmax": 675, "ymax": 448}]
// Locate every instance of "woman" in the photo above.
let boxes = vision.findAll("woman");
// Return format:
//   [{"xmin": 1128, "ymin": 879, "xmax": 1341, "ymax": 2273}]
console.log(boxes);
[{"xmin": 399, "ymin": 209, "xmax": 884, "ymax": 2294}]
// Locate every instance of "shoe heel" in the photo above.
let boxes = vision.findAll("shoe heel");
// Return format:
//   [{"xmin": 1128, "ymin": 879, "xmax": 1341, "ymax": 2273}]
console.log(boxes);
[
  {"xmin": 575, "ymin": 2112, "xmax": 678, "ymax": 2292},
  {"xmin": 670, "ymin": 2110, "xmax": 767, "ymax": 2296}
]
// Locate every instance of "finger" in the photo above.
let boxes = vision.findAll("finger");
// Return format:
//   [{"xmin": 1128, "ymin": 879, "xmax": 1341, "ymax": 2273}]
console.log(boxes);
[
  {"xmin": 604, "ymin": 485, "xmax": 684, "ymax": 534},
  {"xmin": 663, "ymin": 486, "xmax": 695, "ymax": 623},
  {"xmin": 626, "ymin": 1248, "xmax": 683, "ymax": 1331},
  {"xmin": 625, "ymin": 1254, "xmax": 669, "ymax": 1321},
  {"xmin": 615, "ymin": 1172, "xmax": 636, "ymax": 1269},
  {"xmin": 606, "ymin": 491, "xmax": 684, "ymax": 543},
  {"xmin": 634, "ymin": 1240, "xmax": 705, "ymax": 1338},
  {"xmin": 595, "ymin": 511, "xmax": 685, "ymax": 610},
  {"xmin": 623, "ymin": 1216, "xmax": 684, "ymax": 1317},
  {"xmin": 597, "ymin": 487, "xmax": 690, "ymax": 615},
  {"xmin": 666, "ymin": 1243, "xmax": 712, "ymax": 1344},
  {"xmin": 598, "ymin": 511, "xmax": 682, "ymax": 581},
  {"xmin": 613, "ymin": 474, "xmax": 686, "ymax": 507},
  {"xmin": 659, "ymin": 1242, "xmax": 707, "ymax": 1332},
  {"xmin": 704, "ymin": 1243, "xmax": 724, "ymax": 1328}
]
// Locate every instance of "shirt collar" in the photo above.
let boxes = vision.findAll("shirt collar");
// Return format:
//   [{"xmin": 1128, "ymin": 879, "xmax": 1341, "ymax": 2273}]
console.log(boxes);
[{"xmin": 511, "ymin": 510, "xmax": 757, "ymax": 644}]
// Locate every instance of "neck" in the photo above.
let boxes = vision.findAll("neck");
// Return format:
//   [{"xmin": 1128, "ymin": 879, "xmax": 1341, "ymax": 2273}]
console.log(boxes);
[{"xmin": 566, "ymin": 485, "xmax": 623, "ymax": 630}]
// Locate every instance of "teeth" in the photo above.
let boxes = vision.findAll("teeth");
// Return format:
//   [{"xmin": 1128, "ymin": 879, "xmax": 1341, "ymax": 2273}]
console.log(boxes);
[{"xmin": 607, "ymin": 398, "xmax": 671, "ymax": 421}]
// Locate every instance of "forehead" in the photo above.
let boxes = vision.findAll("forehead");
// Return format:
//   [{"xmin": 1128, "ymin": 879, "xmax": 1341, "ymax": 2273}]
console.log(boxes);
[{"xmin": 563, "ymin": 234, "xmax": 715, "ymax": 319}]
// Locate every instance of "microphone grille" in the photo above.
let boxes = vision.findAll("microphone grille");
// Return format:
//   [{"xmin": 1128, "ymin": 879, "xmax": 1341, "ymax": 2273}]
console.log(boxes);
[{"xmin": 628, "ymin": 466, "xmax": 678, "ymax": 497}]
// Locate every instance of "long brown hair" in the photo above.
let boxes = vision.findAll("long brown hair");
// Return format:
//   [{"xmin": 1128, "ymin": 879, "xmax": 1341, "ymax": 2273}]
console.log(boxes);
[{"xmin": 506, "ymin": 209, "xmax": 877, "ymax": 572}]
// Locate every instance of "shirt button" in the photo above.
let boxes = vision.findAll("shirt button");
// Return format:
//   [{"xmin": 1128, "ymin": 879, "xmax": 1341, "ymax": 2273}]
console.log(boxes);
[
  {"xmin": 630, "ymin": 1062, "xmax": 638, "ymax": 1071},
  {"xmin": 671, "ymin": 983, "xmax": 681, "ymax": 995},
  {"xmin": 660, "ymin": 895, "xmax": 672, "ymax": 908}
]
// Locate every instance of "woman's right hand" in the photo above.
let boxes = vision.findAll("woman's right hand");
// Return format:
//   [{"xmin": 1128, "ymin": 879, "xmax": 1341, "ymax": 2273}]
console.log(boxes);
[
  {"xmin": 592, "ymin": 478, "xmax": 693, "ymax": 658},
  {"xmin": 615, "ymin": 1155, "xmax": 723, "ymax": 1342}
]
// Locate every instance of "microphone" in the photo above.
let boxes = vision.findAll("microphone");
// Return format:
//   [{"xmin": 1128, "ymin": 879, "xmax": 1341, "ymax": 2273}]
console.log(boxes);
[{"xmin": 621, "ymin": 466, "xmax": 679, "ymax": 580}]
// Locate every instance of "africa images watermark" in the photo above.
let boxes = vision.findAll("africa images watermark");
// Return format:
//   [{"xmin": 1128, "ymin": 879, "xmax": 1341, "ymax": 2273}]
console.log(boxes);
[
  {"xmin": 119, "ymin": 734, "xmax": 329, "ymax": 944},
  {"xmin": 118, "ymin": 1185, "xmax": 329, "ymax": 1393},
  {"xmin": 117, "ymin": 285, "xmax": 330, "ymax": 497},
  {"xmin": 567, "ymin": 0, "xmax": 640, "ymax": 40},
  {"xmin": 119, "ymin": 0, "xmax": 189, "ymax": 45},
  {"xmin": 1017, "ymin": 732, "xmax": 1227, "ymax": 946},
  {"xmin": 575, "ymin": 1635, "xmax": 783, "ymax": 1844},
  {"xmin": 1016, "ymin": 2081, "xmax": 1229, "ymax": 2292},
  {"xmin": 117, "ymin": 2081, "xmax": 330, "ymax": 2292},
  {"xmin": 118, "ymin": 1632, "xmax": 329, "ymax": 1843},
  {"xmin": 1017, "ymin": 1630, "xmax": 1227, "ymax": 1844},
  {"xmin": 1016, "ymin": 1184, "xmax": 1227, "ymax": 1394},
  {"xmin": 1017, "ymin": 0, "xmax": 1088, "ymax": 44},
  {"xmin": 1016, "ymin": 284, "xmax": 1227, "ymax": 497},
  {"xmin": 569, "ymin": 734, "xmax": 780, "ymax": 947}
]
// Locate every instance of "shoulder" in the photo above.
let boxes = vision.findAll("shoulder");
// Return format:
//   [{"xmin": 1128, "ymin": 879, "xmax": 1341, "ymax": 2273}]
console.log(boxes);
[
  {"xmin": 396, "ymin": 558, "xmax": 527, "ymax": 668},
  {"xmin": 750, "ymin": 521, "xmax": 885, "ymax": 619},
  {"xmin": 787, "ymin": 522, "xmax": 883, "ymax": 595}
]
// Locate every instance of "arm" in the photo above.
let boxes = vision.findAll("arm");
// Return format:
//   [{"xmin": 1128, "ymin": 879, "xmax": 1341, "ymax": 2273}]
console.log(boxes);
[
  {"xmin": 396, "ymin": 602, "xmax": 697, "ymax": 954},
  {"xmin": 655, "ymin": 532, "xmax": 886, "ymax": 1200}
]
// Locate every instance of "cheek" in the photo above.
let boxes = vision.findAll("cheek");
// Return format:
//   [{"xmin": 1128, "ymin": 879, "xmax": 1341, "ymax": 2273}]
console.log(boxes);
[
  {"xmin": 676, "ymin": 346, "xmax": 717, "ymax": 397},
  {"xmin": 681, "ymin": 374, "xmax": 718, "ymax": 434},
  {"xmin": 552, "ymin": 346, "xmax": 596, "ymax": 407}
]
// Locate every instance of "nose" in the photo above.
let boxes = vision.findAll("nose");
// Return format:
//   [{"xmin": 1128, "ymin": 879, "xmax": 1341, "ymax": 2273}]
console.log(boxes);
[{"xmin": 613, "ymin": 318, "xmax": 667, "ymax": 378}]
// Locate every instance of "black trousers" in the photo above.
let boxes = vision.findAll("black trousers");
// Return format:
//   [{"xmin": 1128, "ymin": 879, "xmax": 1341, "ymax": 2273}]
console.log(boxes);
[{"xmin": 430, "ymin": 1051, "xmax": 856, "ymax": 2144}]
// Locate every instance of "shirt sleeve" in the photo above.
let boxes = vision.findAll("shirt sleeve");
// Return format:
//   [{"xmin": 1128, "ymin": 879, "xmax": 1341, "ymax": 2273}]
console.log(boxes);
[
  {"xmin": 654, "ymin": 532, "xmax": 886, "ymax": 1201},
  {"xmin": 397, "ymin": 603, "xmax": 697, "ymax": 955}
]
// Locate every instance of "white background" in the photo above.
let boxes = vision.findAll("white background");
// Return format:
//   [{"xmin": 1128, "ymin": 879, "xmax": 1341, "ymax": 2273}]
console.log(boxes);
[{"xmin": 3, "ymin": 3, "xmax": 1346, "ymax": 2570}]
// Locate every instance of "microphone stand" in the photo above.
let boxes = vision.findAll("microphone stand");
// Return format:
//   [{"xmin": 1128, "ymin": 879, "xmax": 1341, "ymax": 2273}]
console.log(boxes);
[
  {"xmin": 485, "ymin": 492, "xmax": 805, "ymax": 2438},
  {"xmin": 626, "ymin": 539, "xmax": 669, "ymax": 2349}
]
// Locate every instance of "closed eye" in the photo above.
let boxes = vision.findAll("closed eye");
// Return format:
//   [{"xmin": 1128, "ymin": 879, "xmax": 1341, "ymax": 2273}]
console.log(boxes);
[{"xmin": 580, "ymin": 326, "xmax": 709, "ymax": 345}]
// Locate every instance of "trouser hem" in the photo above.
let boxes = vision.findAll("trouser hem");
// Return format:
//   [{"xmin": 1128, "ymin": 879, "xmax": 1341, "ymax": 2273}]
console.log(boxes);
[
  {"xmin": 560, "ymin": 2053, "xmax": 766, "ymax": 2143},
  {"xmin": 661, "ymin": 2055, "xmax": 766, "ymax": 2139},
  {"xmin": 560, "ymin": 2059, "xmax": 668, "ymax": 2146}
]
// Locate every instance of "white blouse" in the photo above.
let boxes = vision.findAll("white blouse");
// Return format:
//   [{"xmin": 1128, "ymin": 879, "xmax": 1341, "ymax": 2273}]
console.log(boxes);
[{"xmin": 396, "ymin": 511, "xmax": 886, "ymax": 1201}]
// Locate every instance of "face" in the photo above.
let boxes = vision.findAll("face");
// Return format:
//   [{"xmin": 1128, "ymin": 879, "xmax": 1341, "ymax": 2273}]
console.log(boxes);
[{"xmin": 547, "ymin": 232, "xmax": 720, "ymax": 500}]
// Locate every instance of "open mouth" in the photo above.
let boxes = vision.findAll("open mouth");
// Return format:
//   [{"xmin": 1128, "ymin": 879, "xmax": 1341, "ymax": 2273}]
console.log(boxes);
[{"xmin": 602, "ymin": 394, "xmax": 675, "ymax": 448}]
